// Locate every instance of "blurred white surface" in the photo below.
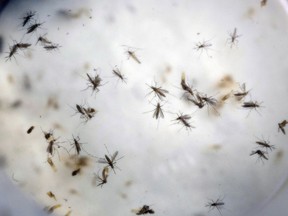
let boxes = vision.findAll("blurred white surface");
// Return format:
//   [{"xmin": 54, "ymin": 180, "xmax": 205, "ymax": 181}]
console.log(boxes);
[{"xmin": 0, "ymin": 0, "xmax": 288, "ymax": 216}]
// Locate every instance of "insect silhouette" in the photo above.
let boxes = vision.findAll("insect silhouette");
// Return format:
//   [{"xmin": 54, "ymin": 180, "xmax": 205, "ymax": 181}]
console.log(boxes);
[
  {"xmin": 278, "ymin": 120, "xmax": 287, "ymax": 135},
  {"xmin": 242, "ymin": 101, "xmax": 262, "ymax": 116},
  {"xmin": 20, "ymin": 11, "xmax": 36, "ymax": 27},
  {"xmin": 98, "ymin": 145, "xmax": 123, "ymax": 174},
  {"xmin": 194, "ymin": 39, "xmax": 213, "ymax": 57},
  {"xmin": 70, "ymin": 136, "xmax": 83, "ymax": 155},
  {"xmin": 36, "ymin": 34, "xmax": 52, "ymax": 45},
  {"xmin": 250, "ymin": 149, "xmax": 268, "ymax": 163},
  {"xmin": 112, "ymin": 66, "xmax": 127, "ymax": 83},
  {"xmin": 173, "ymin": 113, "xmax": 194, "ymax": 130},
  {"xmin": 96, "ymin": 166, "xmax": 109, "ymax": 187},
  {"xmin": 146, "ymin": 82, "xmax": 169, "ymax": 100},
  {"xmin": 27, "ymin": 126, "xmax": 35, "ymax": 134},
  {"xmin": 135, "ymin": 205, "xmax": 155, "ymax": 215},
  {"xmin": 187, "ymin": 92, "xmax": 205, "ymax": 109},
  {"xmin": 144, "ymin": 102, "xmax": 165, "ymax": 120},
  {"xmin": 181, "ymin": 72, "xmax": 194, "ymax": 96},
  {"xmin": 227, "ymin": 28, "xmax": 241, "ymax": 48},
  {"xmin": 26, "ymin": 22, "xmax": 43, "ymax": 34},
  {"xmin": 201, "ymin": 94, "xmax": 219, "ymax": 115},
  {"xmin": 206, "ymin": 197, "xmax": 225, "ymax": 216},
  {"xmin": 43, "ymin": 44, "xmax": 60, "ymax": 51},
  {"xmin": 16, "ymin": 43, "xmax": 31, "ymax": 50},
  {"xmin": 85, "ymin": 71, "xmax": 105, "ymax": 95},
  {"xmin": 72, "ymin": 103, "xmax": 97, "ymax": 123},
  {"xmin": 123, "ymin": 46, "xmax": 141, "ymax": 64},
  {"xmin": 234, "ymin": 83, "xmax": 249, "ymax": 100},
  {"xmin": 255, "ymin": 137, "xmax": 275, "ymax": 151}
]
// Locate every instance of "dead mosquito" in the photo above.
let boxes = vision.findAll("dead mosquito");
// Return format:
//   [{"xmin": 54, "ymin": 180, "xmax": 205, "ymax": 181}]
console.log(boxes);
[
  {"xmin": 27, "ymin": 126, "xmax": 35, "ymax": 134},
  {"xmin": 36, "ymin": 34, "xmax": 52, "ymax": 45},
  {"xmin": 242, "ymin": 101, "xmax": 262, "ymax": 116},
  {"xmin": 187, "ymin": 93, "xmax": 205, "ymax": 109},
  {"xmin": 144, "ymin": 102, "xmax": 165, "ymax": 120},
  {"xmin": 227, "ymin": 28, "xmax": 241, "ymax": 48},
  {"xmin": 173, "ymin": 113, "xmax": 194, "ymax": 131},
  {"xmin": 43, "ymin": 44, "xmax": 60, "ymax": 51},
  {"xmin": 278, "ymin": 120, "xmax": 287, "ymax": 135},
  {"xmin": 5, "ymin": 44, "xmax": 18, "ymax": 61},
  {"xmin": 20, "ymin": 11, "xmax": 36, "ymax": 27},
  {"xmin": 15, "ymin": 43, "xmax": 31, "ymax": 50},
  {"xmin": 250, "ymin": 149, "xmax": 268, "ymax": 163},
  {"xmin": 95, "ymin": 166, "xmax": 109, "ymax": 187},
  {"xmin": 26, "ymin": 22, "xmax": 43, "ymax": 34},
  {"xmin": 72, "ymin": 168, "xmax": 81, "ymax": 176},
  {"xmin": 71, "ymin": 136, "xmax": 82, "ymax": 155},
  {"xmin": 98, "ymin": 145, "xmax": 123, "ymax": 174},
  {"xmin": 255, "ymin": 137, "xmax": 275, "ymax": 151},
  {"xmin": 134, "ymin": 205, "xmax": 155, "ymax": 215},
  {"xmin": 206, "ymin": 197, "xmax": 225, "ymax": 216},
  {"xmin": 72, "ymin": 103, "xmax": 97, "ymax": 123},
  {"xmin": 123, "ymin": 46, "xmax": 141, "ymax": 64},
  {"xmin": 146, "ymin": 82, "xmax": 169, "ymax": 100},
  {"xmin": 194, "ymin": 39, "xmax": 213, "ymax": 56},
  {"xmin": 234, "ymin": 83, "xmax": 249, "ymax": 100},
  {"xmin": 85, "ymin": 71, "xmax": 105, "ymax": 95},
  {"xmin": 181, "ymin": 72, "xmax": 194, "ymax": 96},
  {"xmin": 112, "ymin": 66, "xmax": 127, "ymax": 83}
]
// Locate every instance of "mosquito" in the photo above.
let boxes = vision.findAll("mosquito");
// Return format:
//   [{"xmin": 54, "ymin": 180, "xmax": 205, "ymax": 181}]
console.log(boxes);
[
  {"xmin": 144, "ymin": 102, "xmax": 165, "ymax": 120},
  {"xmin": 242, "ymin": 101, "xmax": 262, "ymax": 116},
  {"xmin": 255, "ymin": 137, "xmax": 275, "ymax": 151},
  {"xmin": 173, "ymin": 113, "xmax": 194, "ymax": 130},
  {"xmin": 135, "ymin": 205, "xmax": 155, "ymax": 215},
  {"xmin": 72, "ymin": 103, "xmax": 97, "ymax": 123},
  {"xmin": 20, "ymin": 11, "xmax": 36, "ymax": 27},
  {"xmin": 36, "ymin": 34, "xmax": 52, "ymax": 45},
  {"xmin": 15, "ymin": 43, "xmax": 31, "ymax": 50},
  {"xmin": 250, "ymin": 149, "xmax": 268, "ymax": 163},
  {"xmin": 26, "ymin": 22, "xmax": 43, "ymax": 34},
  {"xmin": 5, "ymin": 44, "xmax": 18, "ymax": 61},
  {"xmin": 206, "ymin": 197, "xmax": 225, "ymax": 216},
  {"xmin": 96, "ymin": 166, "xmax": 109, "ymax": 187},
  {"xmin": 112, "ymin": 66, "xmax": 127, "ymax": 83},
  {"xmin": 85, "ymin": 72, "xmax": 104, "ymax": 95},
  {"xmin": 234, "ymin": 83, "xmax": 249, "ymax": 100},
  {"xmin": 43, "ymin": 44, "xmax": 60, "ymax": 51},
  {"xmin": 146, "ymin": 82, "xmax": 169, "ymax": 100},
  {"xmin": 227, "ymin": 28, "xmax": 241, "ymax": 48},
  {"xmin": 123, "ymin": 46, "xmax": 141, "ymax": 64},
  {"xmin": 278, "ymin": 120, "xmax": 287, "ymax": 135},
  {"xmin": 194, "ymin": 39, "xmax": 213, "ymax": 56},
  {"xmin": 27, "ymin": 126, "xmax": 35, "ymax": 134},
  {"xmin": 187, "ymin": 93, "xmax": 205, "ymax": 109},
  {"xmin": 181, "ymin": 72, "xmax": 194, "ymax": 96},
  {"xmin": 98, "ymin": 145, "xmax": 123, "ymax": 174},
  {"xmin": 199, "ymin": 93, "xmax": 219, "ymax": 115}
]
